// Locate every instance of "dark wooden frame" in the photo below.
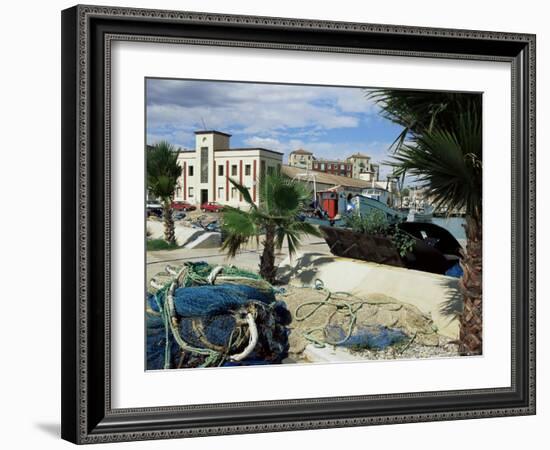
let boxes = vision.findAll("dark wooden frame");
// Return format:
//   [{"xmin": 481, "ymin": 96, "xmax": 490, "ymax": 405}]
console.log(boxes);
[{"xmin": 61, "ymin": 4, "xmax": 536, "ymax": 444}]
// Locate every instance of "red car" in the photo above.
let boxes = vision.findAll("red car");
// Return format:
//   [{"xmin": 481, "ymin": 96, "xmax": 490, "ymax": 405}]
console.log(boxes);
[
  {"xmin": 171, "ymin": 201, "xmax": 196, "ymax": 212},
  {"xmin": 200, "ymin": 202, "xmax": 224, "ymax": 213}
]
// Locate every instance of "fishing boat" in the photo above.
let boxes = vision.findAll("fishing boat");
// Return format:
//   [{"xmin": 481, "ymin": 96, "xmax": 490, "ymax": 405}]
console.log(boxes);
[
  {"xmin": 300, "ymin": 188, "xmax": 407, "ymax": 229},
  {"xmin": 320, "ymin": 221, "xmax": 463, "ymax": 275},
  {"xmin": 351, "ymin": 190, "xmax": 407, "ymax": 224}
]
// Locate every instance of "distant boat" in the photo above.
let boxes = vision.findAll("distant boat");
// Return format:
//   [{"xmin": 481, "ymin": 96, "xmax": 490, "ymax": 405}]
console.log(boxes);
[{"xmin": 407, "ymin": 204, "xmax": 434, "ymax": 222}]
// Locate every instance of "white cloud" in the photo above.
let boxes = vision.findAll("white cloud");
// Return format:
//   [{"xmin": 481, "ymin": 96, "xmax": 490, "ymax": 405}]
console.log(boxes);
[
  {"xmin": 333, "ymin": 89, "xmax": 375, "ymax": 113},
  {"xmin": 146, "ymin": 80, "xmax": 378, "ymax": 148},
  {"xmin": 243, "ymin": 136, "xmax": 285, "ymax": 150}
]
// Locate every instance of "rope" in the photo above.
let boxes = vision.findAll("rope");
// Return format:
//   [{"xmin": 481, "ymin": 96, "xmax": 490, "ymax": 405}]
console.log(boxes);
[
  {"xmin": 293, "ymin": 279, "xmax": 412, "ymax": 349},
  {"xmin": 165, "ymin": 269, "xmax": 224, "ymax": 358},
  {"xmin": 398, "ymin": 332, "xmax": 417, "ymax": 354},
  {"xmin": 207, "ymin": 265, "xmax": 224, "ymax": 284}
]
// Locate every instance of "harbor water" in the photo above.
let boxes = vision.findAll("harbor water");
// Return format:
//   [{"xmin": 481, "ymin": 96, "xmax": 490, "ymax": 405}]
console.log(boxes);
[{"xmin": 431, "ymin": 217, "xmax": 466, "ymax": 243}]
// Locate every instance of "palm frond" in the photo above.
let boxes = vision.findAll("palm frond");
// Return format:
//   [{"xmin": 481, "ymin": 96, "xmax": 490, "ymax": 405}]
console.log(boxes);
[
  {"xmin": 220, "ymin": 207, "xmax": 258, "ymax": 257},
  {"xmin": 221, "ymin": 233, "xmax": 250, "ymax": 258},
  {"xmin": 257, "ymin": 173, "xmax": 313, "ymax": 216},
  {"xmin": 391, "ymin": 109, "xmax": 481, "ymax": 218},
  {"xmin": 274, "ymin": 220, "xmax": 322, "ymax": 258},
  {"xmin": 228, "ymin": 177, "xmax": 256, "ymax": 208},
  {"xmin": 146, "ymin": 141, "xmax": 182, "ymax": 199}
]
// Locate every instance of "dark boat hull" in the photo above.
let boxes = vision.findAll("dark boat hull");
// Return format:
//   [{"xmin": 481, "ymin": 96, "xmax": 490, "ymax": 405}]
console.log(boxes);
[
  {"xmin": 320, "ymin": 223, "xmax": 463, "ymax": 275},
  {"xmin": 321, "ymin": 226, "xmax": 405, "ymax": 268}
]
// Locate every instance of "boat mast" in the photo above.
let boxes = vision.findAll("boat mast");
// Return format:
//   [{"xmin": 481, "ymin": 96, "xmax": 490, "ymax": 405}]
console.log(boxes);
[{"xmin": 293, "ymin": 168, "xmax": 317, "ymax": 205}]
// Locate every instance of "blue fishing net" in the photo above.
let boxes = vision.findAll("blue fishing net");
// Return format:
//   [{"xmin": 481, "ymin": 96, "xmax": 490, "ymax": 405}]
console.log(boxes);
[
  {"xmin": 147, "ymin": 284, "xmax": 275, "ymax": 316},
  {"xmin": 146, "ymin": 313, "xmax": 181, "ymax": 370},
  {"xmin": 326, "ymin": 324, "xmax": 408, "ymax": 350},
  {"xmin": 174, "ymin": 284, "xmax": 276, "ymax": 316}
]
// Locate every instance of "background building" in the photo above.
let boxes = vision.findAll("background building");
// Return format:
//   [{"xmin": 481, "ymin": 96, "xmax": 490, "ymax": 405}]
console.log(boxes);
[
  {"xmin": 288, "ymin": 148, "xmax": 314, "ymax": 169},
  {"xmin": 311, "ymin": 159, "xmax": 353, "ymax": 177},
  {"xmin": 346, "ymin": 152, "xmax": 380, "ymax": 181},
  {"xmin": 289, "ymin": 148, "xmax": 381, "ymax": 181},
  {"xmin": 172, "ymin": 130, "xmax": 283, "ymax": 208}
]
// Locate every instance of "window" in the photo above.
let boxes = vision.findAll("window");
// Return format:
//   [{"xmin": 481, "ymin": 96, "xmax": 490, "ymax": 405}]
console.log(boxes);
[
  {"xmin": 231, "ymin": 187, "xmax": 237, "ymax": 199},
  {"xmin": 320, "ymin": 163, "xmax": 325, "ymax": 170},
  {"xmin": 277, "ymin": 164, "xmax": 281, "ymax": 173},
  {"xmin": 200, "ymin": 147, "xmax": 208, "ymax": 183},
  {"xmin": 218, "ymin": 165, "xmax": 224, "ymax": 176},
  {"xmin": 267, "ymin": 166, "xmax": 274, "ymax": 175},
  {"xmin": 217, "ymin": 187, "xmax": 224, "ymax": 200},
  {"xmin": 245, "ymin": 164, "xmax": 251, "ymax": 176},
  {"xmin": 231, "ymin": 164, "xmax": 237, "ymax": 176},
  {"xmin": 188, "ymin": 165, "xmax": 194, "ymax": 177},
  {"xmin": 261, "ymin": 160, "xmax": 266, "ymax": 177},
  {"xmin": 188, "ymin": 187, "xmax": 194, "ymax": 198}
]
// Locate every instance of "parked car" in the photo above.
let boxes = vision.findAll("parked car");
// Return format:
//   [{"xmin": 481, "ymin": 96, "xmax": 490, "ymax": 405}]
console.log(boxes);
[
  {"xmin": 171, "ymin": 201, "xmax": 196, "ymax": 211},
  {"xmin": 172, "ymin": 211, "xmax": 187, "ymax": 221},
  {"xmin": 200, "ymin": 202, "xmax": 224, "ymax": 213},
  {"xmin": 146, "ymin": 202, "xmax": 163, "ymax": 218},
  {"xmin": 205, "ymin": 221, "xmax": 221, "ymax": 232}
]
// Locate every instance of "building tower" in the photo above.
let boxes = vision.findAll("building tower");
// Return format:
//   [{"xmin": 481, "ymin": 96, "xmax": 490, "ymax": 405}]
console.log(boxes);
[{"xmin": 194, "ymin": 130, "xmax": 231, "ymax": 204}]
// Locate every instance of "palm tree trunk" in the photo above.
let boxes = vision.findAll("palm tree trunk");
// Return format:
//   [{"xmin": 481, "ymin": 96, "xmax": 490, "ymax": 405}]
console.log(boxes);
[
  {"xmin": 162, "ymin": 200, "xmax": 176, "ymax": 245},
  {"xmin": 259, "ymin": 224, "xmax": 277, "ymax": 283},
  {"xmin": 458, "ymin": 216, "xmax": 482, "ymax": 355}
]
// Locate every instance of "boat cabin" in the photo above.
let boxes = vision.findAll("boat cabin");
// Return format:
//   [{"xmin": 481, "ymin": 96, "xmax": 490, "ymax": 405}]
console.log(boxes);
[{"xmin": 362, "ymin": 187, "xmax": 392, "ymax": 206}]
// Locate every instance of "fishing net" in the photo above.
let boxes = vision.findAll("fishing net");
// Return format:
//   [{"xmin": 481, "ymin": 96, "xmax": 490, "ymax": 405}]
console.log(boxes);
[
  {"xmin": 146, "ymin": 262, "xmax": 290, "ymax": 370},
  {"xmin": 282, "ymin": 282, "xmax": 441, "ymax": 355},
  {"xmin": 325, "ymin": 324, "xmax": 408, "ymax": 350}
]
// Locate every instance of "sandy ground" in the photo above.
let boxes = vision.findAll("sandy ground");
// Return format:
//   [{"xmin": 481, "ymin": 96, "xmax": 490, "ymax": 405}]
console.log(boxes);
[{"xmin": 280, "ymin": 285, "xmax": 459, "ymax": 362}]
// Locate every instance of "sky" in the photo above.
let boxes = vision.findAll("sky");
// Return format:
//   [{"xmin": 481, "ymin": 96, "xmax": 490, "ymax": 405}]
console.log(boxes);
[{"xmin": 145, "ymin": 78, "xmax": 405, "ymax": 179}]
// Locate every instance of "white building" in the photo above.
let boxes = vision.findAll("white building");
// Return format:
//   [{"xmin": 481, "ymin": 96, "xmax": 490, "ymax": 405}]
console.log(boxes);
[{"xmin": 173, "ymin": 131, "xmax": 283, "ymax": 207}]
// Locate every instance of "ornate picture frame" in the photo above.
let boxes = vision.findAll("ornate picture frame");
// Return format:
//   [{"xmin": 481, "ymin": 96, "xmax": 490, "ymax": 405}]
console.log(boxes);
[{"xmin": 61, "ymin": 5, "xmax": 536, "ymax": 444}]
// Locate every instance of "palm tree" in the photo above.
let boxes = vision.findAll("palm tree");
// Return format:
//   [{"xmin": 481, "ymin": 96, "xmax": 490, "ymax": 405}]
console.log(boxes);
[
  {"xmin": 146, "ymin": 141, "xmax": 182, "ymax": 245},
  {"xmin": 367, "ymin": 89, "xmax": 482, "ymax": 356},
  {"xmin": 221, "ymin": 173, "xmax": 321, "ymax": 283}
]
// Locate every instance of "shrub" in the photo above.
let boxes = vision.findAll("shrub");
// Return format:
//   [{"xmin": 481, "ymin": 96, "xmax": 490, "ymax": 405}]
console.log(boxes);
[
  {"xmin": 343, "ymin": 211, "xmax": 415, "ymax": 257},
  {"xmin": 146, "ymin": 239, "xmax": 179, "ymax": 251}
]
